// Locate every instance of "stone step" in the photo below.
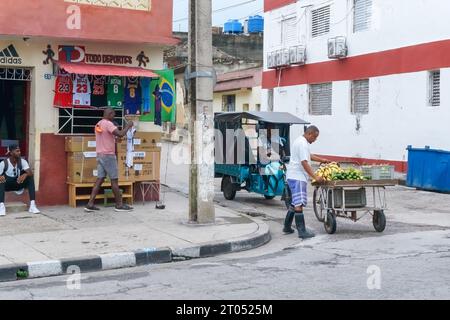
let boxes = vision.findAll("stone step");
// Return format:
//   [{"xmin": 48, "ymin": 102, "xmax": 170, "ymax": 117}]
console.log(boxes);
[{"xmin": 5, "ymin": 202, "xmax": 28, "ymax": 213}]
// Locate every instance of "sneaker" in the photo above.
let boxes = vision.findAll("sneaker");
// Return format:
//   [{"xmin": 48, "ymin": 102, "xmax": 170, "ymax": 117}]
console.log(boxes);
[
  {"xmin": 0, "ymin": 203, "xmax": 5, "ymax": 216},
  {"xmin": 114, "ymin": 204, "xmax": 134, "ymax": 212},
  {"xmin": 29, "ymin": 204, "xmax": 41, "ymax": 214},
  {"xmin": 84, "ymin": 206, "xmax": 101, "ymax": 213}
]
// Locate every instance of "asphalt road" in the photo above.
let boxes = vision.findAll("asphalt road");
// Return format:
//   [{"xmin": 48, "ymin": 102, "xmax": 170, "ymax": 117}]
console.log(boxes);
[{"xmin": 0, "ymin": 142, "xmax": 448, "ymax": 300}]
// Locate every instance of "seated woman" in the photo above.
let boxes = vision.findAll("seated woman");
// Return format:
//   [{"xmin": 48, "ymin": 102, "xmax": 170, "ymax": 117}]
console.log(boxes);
[{"xmin": 0, "ymin": 144, "xmax": 40, "ymax": 216}]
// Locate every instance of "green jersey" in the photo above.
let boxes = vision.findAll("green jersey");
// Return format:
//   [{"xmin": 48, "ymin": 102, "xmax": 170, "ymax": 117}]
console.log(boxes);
[{"xmin": 107, "ymin": 76, "xmax": 124, "ymax": 109}]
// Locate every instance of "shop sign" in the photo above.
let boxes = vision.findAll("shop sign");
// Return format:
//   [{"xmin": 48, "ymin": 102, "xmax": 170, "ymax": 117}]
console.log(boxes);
[
  {"xmin": 0, "ymin": 44, "xmax": 23, "ymax": 65},
  {"xmin": 59, "ymin": 45, "xmax": 133, "ymax": 65}
]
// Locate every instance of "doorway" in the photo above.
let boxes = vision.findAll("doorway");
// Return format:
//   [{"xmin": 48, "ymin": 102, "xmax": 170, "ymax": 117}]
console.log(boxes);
[{"xmin": 0, "ymin": 75, "xmax": 30, "ymax": 160}]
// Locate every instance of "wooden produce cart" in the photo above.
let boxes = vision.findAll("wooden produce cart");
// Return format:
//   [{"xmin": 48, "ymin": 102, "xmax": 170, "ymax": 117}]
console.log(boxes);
[{"xmin": 312, "ymin": 179, "xmax": 398, "ymax": 234}]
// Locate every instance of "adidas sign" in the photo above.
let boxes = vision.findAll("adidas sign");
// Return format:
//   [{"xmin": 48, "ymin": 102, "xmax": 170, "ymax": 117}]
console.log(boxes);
[{"xmin": 0, "ymin": 44, "xmax": 22, "ymax": 65}]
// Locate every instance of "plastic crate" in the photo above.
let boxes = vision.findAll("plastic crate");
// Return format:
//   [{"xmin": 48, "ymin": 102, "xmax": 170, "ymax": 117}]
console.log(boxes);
[
  {"xmin": 361, "ymin": 165, "xmax": 395, "ymax": 180},
  {"xmin": 328, "ymin": 188, "xmax": 367, "ymax": 208}
]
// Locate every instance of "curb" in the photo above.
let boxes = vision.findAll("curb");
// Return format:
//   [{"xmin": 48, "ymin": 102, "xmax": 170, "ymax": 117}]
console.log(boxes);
[{"xmin": 0, "ymin": 218, "xmax": 270, "ymax": 283}]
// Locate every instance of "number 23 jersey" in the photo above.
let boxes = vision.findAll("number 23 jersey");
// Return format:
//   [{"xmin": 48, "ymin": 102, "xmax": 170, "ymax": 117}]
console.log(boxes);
[
  {"xmin": 73, "ymin": 74, "xmax": 91, "ymax": 106},
  {"xmin": 53, "ymin": 75, "xmax": 73, "ymax": 108}
]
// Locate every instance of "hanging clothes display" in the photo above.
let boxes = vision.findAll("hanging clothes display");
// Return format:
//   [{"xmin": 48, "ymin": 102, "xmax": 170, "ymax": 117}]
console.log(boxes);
[
  {"xmin": 107, "ymin": 76, "xmax": 124, "ymax": 109},
  {"xmin": 53, "ymin": 74, "xmax": 73, "ymax": 108},
  {"xmin": 72, "ymin": 74, "xmax": 91, "ymax": 107},
  {"xmin": 140, "ymin": 77, "xmax": 151, "ymax": 115},
  {"xmin": 126, "ymin": 126, "xmax": 137, "ymax": 168},
  {"xmin": 153, "ymin": 84, "xmax": 162, "ymax": 126},
  {"xmin": 124, "ymin": 76, "xmax": 142, "ymax": 115},
  {"xmin": 90, "ymin": 75, "xmax": 107, "ymax": 108}
]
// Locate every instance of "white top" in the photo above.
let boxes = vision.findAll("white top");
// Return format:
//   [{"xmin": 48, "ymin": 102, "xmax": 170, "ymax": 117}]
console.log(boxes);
[
  {"xmin": 0, "ymin": 158, "xmax": 30, "ymax": 178},
  {"xmin": 286, "ymin": 136, "xmax": 311, "ymax": 182}
]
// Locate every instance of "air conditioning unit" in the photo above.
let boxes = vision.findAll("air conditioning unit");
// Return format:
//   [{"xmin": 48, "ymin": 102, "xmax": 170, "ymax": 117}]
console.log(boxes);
[
  {"xmin": 267, "ymin": 52, "xmax": 275, "ymax": 69},
  {"xmin": 279, "ymin": 48, "xmax": 290, "ymax": 67},
  {"xmin": 289, "ymin": 45, "xmax": 306, "ymax": 65},
  {"xmin": 328, "ymin": 37, "xmax": 348, "ymax": 59}
]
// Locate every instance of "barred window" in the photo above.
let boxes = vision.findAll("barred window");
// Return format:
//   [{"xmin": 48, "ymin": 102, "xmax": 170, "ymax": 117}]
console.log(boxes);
[
  {"xmin": 311, "ymin": 5, "xmax": 331, "ymax": 38},
  {"xmin": 351, "ymin": 79, "xmax": 370, "ymax": 114},
  {"xmin": 354, "ymin": 0, "xmax": 372, "ymax": 32},
  {"xmin": 309, "ymin": 83, "xmax": 332, "ymax": 115},
  {"xmin": 429, "ymin": 71, "xmax": 440, "ymax": 107}
]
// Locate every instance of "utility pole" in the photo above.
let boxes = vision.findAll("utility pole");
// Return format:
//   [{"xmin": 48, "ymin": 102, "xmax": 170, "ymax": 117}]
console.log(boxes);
[{"xmin": 188, "ymin": 0, "xmax": 215, "ymax": 224}]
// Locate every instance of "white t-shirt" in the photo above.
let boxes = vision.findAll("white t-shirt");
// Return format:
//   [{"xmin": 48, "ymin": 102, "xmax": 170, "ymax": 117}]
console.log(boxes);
[
  {"xmin": 0, "ymin": 158, "xmax": 30, "ymax": 178},
  {"xmin": 286, "ymin": 136, "xmax": 311, "ymax": 182}
]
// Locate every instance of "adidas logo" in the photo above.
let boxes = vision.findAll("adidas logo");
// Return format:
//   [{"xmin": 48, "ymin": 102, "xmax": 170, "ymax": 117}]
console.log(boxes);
[{"xmin": 0, "ymin": 44, "xmax": 22, "ymax": 65}]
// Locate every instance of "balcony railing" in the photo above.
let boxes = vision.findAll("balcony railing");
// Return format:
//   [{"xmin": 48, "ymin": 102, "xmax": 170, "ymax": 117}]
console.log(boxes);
[{"xmin": 64, "ymin": 0, "xmax": 151, "ymax": 11}]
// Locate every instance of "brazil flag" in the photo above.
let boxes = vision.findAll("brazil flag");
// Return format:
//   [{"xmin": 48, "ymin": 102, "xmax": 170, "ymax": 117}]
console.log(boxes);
[{"xmin": 140, "ymin": 69, "xmax": 176, "ymax": 123}]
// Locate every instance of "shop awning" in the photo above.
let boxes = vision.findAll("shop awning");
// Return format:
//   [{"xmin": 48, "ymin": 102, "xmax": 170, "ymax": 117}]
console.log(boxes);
[{"xmin": 56, "ymin": 61, "xmax": 159, "ymax": 78}]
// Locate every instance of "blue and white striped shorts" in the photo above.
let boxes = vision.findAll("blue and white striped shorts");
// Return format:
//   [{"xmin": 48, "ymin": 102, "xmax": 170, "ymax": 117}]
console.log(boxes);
[{"xmin": 287, "ymin": 179, "xmax": 308, "ymax": 207}]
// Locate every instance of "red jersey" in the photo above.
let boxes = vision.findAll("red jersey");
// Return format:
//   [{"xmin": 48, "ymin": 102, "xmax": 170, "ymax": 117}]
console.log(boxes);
[{"xmin": 53, "ymin": 75, "xmax": 73, "ymax": 108}]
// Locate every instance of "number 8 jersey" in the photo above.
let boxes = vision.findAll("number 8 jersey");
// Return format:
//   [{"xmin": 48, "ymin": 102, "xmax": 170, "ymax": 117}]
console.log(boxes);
[
  {"xmin": 53, "ymin": 75, "xmax": 73, "ymax": 108},
  {"xmin": 107, "ymin": 76, "xmax": 124, "ymax": 109},
  {"xmin": 73, "ymin": 74, "xmax": 91, "ymax": 107}
]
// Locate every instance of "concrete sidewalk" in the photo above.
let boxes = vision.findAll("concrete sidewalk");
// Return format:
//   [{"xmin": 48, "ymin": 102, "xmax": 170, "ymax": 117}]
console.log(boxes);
[{"xmin": 0, "ymin": 190, "xmax": 270, "ymax": 282}]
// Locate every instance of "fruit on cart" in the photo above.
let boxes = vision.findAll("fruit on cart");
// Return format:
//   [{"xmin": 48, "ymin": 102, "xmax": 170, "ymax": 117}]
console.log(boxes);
[{"xmin": 313, "ymin": 163, "xmax": 367, "ymax": 182}]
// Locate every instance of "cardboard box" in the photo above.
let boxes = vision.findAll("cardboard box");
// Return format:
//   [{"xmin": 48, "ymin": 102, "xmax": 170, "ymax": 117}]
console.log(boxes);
[
  {"xmin": 118, "ymin": 148, "xmax": 161, "ymax": 182},
  {"xmin": 67, "ymin": 152, "xmax": 98, "ymax": 183},
  {"xmin": 117, "ymin": 132, "xmax": 162, "ymax": 152},
  {"xmin": 65, "ymin": 136, "xmax": 97, "ymax": 152}
]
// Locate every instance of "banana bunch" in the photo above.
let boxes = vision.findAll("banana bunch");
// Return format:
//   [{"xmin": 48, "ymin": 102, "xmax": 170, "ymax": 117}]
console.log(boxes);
[{"xmin": 314, "ymin": 162, "xmax": 343, "ymax": 182}]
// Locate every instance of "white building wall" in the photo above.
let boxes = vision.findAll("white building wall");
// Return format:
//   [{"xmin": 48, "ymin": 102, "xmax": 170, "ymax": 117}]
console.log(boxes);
[{"xmin": 263, "ymin": 0, "xmax": 450, "ymax": 164}]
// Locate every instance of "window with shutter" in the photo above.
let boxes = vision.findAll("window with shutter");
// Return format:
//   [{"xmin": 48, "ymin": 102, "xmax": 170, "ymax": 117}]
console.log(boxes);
[
  {"xmin": 311, "ymin": 5, "xmax": 331, "ymax": 38},
  {"xmin": 351, "ymin": 79, "xmax": 370, "ymax": 114},
  {"xmin": 309, "ymin": 83, "xmax": 332, "ymax": 115},
  {"xmin": 429, "ymin": 71, "xmax": 440, "ymax": 107},
  {"xmin": 353, "ymin": 0, "xmax": 372, "ymax": 32},
  {"xmin": 282, "ymin": 17, "xmax": 297, "ymax": 46}
]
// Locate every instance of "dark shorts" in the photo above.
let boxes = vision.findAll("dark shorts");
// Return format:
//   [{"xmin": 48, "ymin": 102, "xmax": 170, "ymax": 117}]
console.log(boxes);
[
  {"xmin": 287, "ymin": 179, "xmax": 308, "ymax": 207},
  {"xmin": 97, "ymin": 154, "xmax": 118, "ymax": 180}
]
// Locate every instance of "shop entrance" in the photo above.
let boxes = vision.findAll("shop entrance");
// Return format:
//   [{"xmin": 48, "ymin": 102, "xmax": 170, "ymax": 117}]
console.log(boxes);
[{"xmin": 0, "ymin": 67, "xmax": 31, "ymax": 159}]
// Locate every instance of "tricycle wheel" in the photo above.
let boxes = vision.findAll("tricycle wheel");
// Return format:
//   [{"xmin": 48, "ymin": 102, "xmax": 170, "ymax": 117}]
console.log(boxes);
[
  {"xmin": 222, "ymin": 176, "xmax": 237, "ymax": 200},
  {"xmin": 324, "ymin": 211, "xmax": 337, "ymax": 234},
  {"xmin": 373, "ymin": 210, "xmax": 386, "ymax": 233},
  {"xmin": 313, "ymin": 187, "xmax": 326, "ymax": 222},
  {"xmin": 282, "ymin": 185, "xmax": 292, "ymax": 209},
  {"xmin": 264, "ymin": 195, "xmax": 276, "ymax": 200}
]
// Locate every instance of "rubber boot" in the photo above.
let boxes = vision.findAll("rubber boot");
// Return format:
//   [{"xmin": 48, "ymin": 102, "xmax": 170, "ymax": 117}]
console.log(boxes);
[
  {"xmin": 295, "ymin": 212, "xmax": 315, "ymax": 239},
  {"xmin": 283, "ymin": 210, "xmax": 295, "ymax": 234}
]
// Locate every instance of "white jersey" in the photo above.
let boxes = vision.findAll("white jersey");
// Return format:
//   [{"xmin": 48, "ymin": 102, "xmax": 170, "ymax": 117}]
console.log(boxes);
[{"xmin": 73, "ymin": 75, "xmax": 91, "ymax": 106}]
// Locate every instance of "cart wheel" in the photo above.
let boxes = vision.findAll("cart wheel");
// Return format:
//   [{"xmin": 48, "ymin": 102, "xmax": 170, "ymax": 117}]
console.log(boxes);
[
  {"xmin": 373, "ymin": 210, "xmax": 386, "ymax": 233},
  {"xmin": 222, "ymin": 176, "xmax": 237, "ymax": 200},
  {"xmin": 313, "ymin": 187, "xmax": 326, "ymax": 222},
  {"xmin": 264, "ymin": 195, "xmax": 276, "ymax": 200},
  {"xmin": 324, "ymin": 211, "xmax": 337, "ymax": 234},
  {"xmin": 282, "ymin": 185, "xmax": 292, "ymax": 209}
]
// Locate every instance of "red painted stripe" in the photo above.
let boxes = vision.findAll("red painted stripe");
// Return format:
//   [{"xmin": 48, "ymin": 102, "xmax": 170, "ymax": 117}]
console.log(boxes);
[
  {"xmin": 316, "ymin": 155, "xmax": 408, "ymax": 174},
  {"xmin": 264, "ymin": 0, "xmax": 297, "ymax": 12},
  {"xmin": 263, "ymin": 40, "xmax": 450, "ymax": 88}
]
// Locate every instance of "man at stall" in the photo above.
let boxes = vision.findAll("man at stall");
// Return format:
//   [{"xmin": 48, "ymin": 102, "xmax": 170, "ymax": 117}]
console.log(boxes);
[
  {"xmin": 85, "ymin": 108, "xmax": 134, "ymax": 213},
  {"xmin": 0, "ymin": 144, "xmax": 40, "ymax": 216},
  {"xmin": 284, "ymin": 126, "xmax": 330, "ymax": 239}
]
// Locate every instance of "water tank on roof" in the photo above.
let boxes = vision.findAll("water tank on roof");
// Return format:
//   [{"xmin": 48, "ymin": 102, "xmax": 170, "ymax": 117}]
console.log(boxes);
[
  {"xmin": 248, "ymin": 15, "xmax": 264, "ymax": 33},
  {"xmin": 224, "ymin": 19, "xmax": 243, "ymax": 34}
]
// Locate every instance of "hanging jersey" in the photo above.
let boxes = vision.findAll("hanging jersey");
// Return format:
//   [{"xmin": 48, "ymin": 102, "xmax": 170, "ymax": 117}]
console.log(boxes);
[
  {"xmin": 91, "ymin": 76, "xmax": 107, "ymax": 108},
  {"xmin": 124, "ymin": 77, "xmax": 142, "ymax": 115},
  {"xmin": 73, "ymin": 75, "xmax": 91, "ymax": 106},
  {"xmin": 107, "ymin": 76, "xmax": 124, "ymax": 109},
  {"xmin": 140, "ymin": 78, "xmax": 152, "ymax": 115},
  {"xmin": 53, "ymin": 75, "xmax": 73, "ymax": 108}
]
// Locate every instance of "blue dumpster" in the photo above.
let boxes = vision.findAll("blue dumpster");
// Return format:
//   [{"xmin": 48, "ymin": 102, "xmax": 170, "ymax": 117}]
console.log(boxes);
[{"xmin": 407, "ymin": 146, "xmax": 450, "ymax": 192}]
